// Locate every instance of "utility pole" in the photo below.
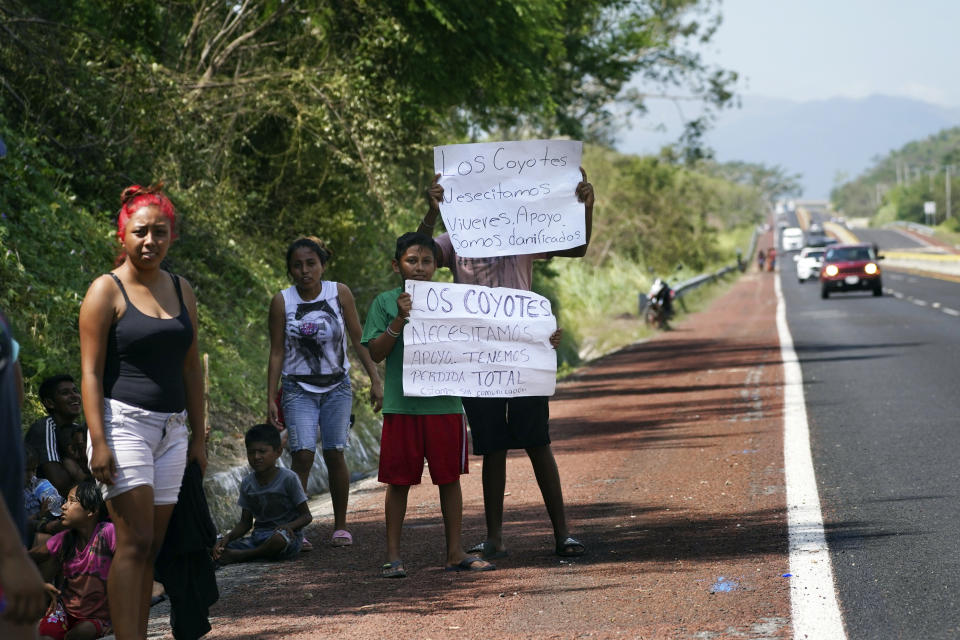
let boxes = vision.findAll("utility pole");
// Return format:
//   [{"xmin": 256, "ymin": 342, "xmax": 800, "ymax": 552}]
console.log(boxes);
[{"xmin": 947, "ymin": 166, "xmax": 952, "ymax": 220}]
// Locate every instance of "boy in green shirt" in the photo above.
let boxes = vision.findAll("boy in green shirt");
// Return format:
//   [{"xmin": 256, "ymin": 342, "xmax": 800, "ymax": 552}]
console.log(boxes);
[{"xmin": 362, "ymin": 232, "xmax": 495, "ymax": 578}]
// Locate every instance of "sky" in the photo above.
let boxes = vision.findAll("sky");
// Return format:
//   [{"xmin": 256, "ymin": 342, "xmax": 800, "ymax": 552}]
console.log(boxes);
[
  {"xmin": 708, "ymin": 0, "xmax": 960, "ymax": 106},
  {"xmin": 615, "ymin": 0, "xmax": 960, "ymax": 196}
]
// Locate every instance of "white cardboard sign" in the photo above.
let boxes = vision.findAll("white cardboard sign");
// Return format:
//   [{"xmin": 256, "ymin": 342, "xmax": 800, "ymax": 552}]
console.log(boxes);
[
  {"xmin": 433, "ymin": 139, "xmax": 584, "ymax": 257},
  {"xmin": 401, "ymin": 280, "xmax": 557, "ymax": 398}
]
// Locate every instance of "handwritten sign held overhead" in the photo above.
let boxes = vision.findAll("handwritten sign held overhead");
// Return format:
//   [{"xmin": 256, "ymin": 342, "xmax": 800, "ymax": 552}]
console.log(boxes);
[
  {"xmin": 401, "ymin": 281, "xmax": 557, "ymax": 398},
  {"xmin": 433, "ymin": 139, "xmax": 584, "ymax": 257}
]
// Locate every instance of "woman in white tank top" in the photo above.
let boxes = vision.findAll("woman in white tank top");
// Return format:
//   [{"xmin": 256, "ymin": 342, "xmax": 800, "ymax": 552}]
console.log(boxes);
[{"xmin": 267, "ymin": 237, "xmax": 382, "ymax": 549}]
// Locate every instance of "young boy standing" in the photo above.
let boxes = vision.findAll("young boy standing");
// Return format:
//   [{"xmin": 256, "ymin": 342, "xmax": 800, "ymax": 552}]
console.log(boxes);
[
  {"xmin": 212, "ymin": 424, "xmax": 312, "ymax": 564},
  {"xmin": 362, "ymin": 232, "xmax": 494, "ymax": 578}
]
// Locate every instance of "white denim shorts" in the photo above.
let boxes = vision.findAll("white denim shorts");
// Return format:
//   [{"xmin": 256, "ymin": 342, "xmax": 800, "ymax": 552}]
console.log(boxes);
[{"xmin": 88, "ymin": 397, "xmax": 189, "ymax": 505}]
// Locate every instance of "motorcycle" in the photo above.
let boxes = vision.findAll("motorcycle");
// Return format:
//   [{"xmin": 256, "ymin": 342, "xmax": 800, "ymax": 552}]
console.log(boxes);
[{"xmin": 644, "ymin": 278, "xmax": 674, "ymax": 329}]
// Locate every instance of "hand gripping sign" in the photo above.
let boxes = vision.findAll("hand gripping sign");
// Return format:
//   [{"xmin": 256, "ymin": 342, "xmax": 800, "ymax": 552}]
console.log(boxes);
[
  {"xmin": 401, "ymin": 281, "xmax": 558, "ymax": 398},
  {"xmin": 433, "ymin": 139, "xmax": 584, "ymax": 257}
]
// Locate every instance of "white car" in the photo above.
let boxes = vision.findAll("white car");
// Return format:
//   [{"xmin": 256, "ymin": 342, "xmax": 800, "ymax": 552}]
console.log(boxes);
[
  {"xmin": 781, "ymin": 227, "xmax": 804, "ymax": 251},
  {"xmin": 794, "ymin": 247, "xmax": 826, "ymax": 283}
]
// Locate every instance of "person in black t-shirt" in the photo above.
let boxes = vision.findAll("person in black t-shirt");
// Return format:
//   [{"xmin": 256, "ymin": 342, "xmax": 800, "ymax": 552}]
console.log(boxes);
[{"xmin": 23, "ymin": 374, "xmax": 86, "ymax": 496}]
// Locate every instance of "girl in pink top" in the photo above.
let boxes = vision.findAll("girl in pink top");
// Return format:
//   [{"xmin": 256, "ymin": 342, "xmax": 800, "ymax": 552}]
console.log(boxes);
[{"xmin": 30, "ymin": 481, "xmax": 115, "ymax": 640}]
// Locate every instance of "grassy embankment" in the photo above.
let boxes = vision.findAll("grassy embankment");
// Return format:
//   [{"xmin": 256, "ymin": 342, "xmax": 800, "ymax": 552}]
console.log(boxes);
[
  {"xmin": 2, "ymin": 133, "xmax": 754, "ymax": 472},
  {"xmin": 550, "ymin": 223, "xmax": 753, "ymax": 363}
]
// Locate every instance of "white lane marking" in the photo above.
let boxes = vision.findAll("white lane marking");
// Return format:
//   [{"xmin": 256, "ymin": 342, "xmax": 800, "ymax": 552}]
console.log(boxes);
[
  {"xmin": 881, "ymin": 289, "xmax": 959, "ymax": 318},
  {"xmin": 775, "ymin": 275, "xmax": 847, "ymax": 640}
]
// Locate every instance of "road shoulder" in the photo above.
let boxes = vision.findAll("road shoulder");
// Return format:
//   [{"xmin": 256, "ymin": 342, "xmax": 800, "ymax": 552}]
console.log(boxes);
[{"xmin": 149, "ymin": 269, "xmax": 794, "ymax": 639}]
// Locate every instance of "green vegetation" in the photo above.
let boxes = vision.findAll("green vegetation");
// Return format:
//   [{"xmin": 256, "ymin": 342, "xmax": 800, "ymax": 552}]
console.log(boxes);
[
  {"xmin": 2, "ymin": 1, "xmax": 775, "ymax": 457},
  {"xmin": 578, "ymin": 147, "xmax": 779, "ymax": 272},
  {"xmin": 832, "ymin": 126, "xmax": 960, "ymax": 228},
  {"xmin": 545, "ymin": 222, "xmax": 751, "ymax": 369}
]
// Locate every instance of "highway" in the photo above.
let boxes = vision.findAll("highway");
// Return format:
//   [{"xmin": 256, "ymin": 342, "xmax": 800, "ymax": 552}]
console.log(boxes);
[
  {"xmin": 852, "ymin": 227, "xmax": 927, "ymax": 251},
  {"xmin": 779, "ymin": 231, "xmax": 960, "ymax": 639}
]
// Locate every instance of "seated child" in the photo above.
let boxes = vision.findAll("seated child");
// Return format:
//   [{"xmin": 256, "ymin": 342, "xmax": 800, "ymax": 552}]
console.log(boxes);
[
  {"xmin": 29, "ymin": 481, "xmax": 114, "ymax": 640},
  {"xmin": 212, "ymin": 424, "xmax": 312, "ymax": 564},
  {"xmin": 57, "ymin": 427, "xmax": 90, "ymax": 484},
  {"xmin": 361, "ymin": 232, "xmax": 496, "ymax": 578},
  {"xmin": 22, "ymin": 446, "xmax": 64, "ymax": 546}
]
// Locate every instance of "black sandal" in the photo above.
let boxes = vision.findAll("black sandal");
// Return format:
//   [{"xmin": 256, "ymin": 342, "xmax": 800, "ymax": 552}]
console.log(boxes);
[
  {"xmin": 555, "ymin": 536, "xmax": 586, "ymax": 557},
  {"xmin": 380, "ymin": 560, "xmax": 407, "ymax": 578}
]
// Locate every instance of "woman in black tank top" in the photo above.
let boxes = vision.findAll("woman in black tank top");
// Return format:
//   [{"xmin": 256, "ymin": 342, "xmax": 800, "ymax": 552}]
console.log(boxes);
[{"xmin": 79, "ymin": 184, "xmax": 206, "ymax": 640}]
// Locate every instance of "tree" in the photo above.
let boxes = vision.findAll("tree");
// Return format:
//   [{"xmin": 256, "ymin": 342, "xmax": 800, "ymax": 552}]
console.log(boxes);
[
  {"xmin": 1, "ymin": 0, "xmax": 739, "ymax": 423},
  {"xmin": 698, "ymin": 160, "xmax": 803, "ymax": 203},
  {"xmin": 581, "ymin": 145, "xmax": 759, "ymax": 271},
  {"xmin": 832, "ymin": 126, "xmax": 960, "ymax": 220}
]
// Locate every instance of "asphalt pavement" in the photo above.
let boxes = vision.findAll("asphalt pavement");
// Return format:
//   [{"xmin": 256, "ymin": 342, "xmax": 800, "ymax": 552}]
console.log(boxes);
[{"xmin": 780, "ymin": 247, "xmax": 960, "ymax": 640}]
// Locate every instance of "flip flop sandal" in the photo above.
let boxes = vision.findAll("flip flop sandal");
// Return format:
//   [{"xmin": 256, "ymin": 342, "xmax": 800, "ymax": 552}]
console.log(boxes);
[
  {"xmin": 467, "ymin": 540, "xmax": 508, "ymax": 560},
  {"xmin": 381, "ymin": 560, "xmax": 406, "ymax": 578},
  {"xmin": 300, "ymin": 536, "xmax": 313, "ymax": 552},
  {"xmin": 445, "ymin": 555, "xmax": 496, "ymax": 572},
  {"xmin": 555, "ymin": 536, "xmax": 586, "ymax": 557},
  {"xmin": 331, "ymin": 529, "xmax": 353, "ymax": 547}
]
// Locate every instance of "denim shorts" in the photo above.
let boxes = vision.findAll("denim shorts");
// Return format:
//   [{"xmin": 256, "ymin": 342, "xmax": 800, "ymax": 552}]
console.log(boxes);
[
  {"xmin": 281, "ymin": 376, "xmax": 353, "ymax": 453},
  {"xmin": 226, "ymin": 527, "xmax": 302, "ymax": 560},
  {"xmin": 88, "ymin": 397, "xmax": 188, "ymax": 505}
]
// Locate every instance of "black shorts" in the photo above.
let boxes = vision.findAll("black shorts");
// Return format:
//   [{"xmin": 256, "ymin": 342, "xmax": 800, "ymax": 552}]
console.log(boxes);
[{"xmin": 462, "ymin": 396, "xmax": 550, "ymax": 455}]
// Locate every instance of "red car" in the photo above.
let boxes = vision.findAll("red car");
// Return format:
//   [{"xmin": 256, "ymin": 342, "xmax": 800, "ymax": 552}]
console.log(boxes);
[{"xmin": 820, "ymin": 243, "xmax": 883, "ymax": 298}]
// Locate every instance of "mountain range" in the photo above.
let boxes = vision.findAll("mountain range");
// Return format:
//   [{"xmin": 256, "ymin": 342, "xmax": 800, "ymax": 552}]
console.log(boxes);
[{"xmin": 615, "ymin": 95, "xmax": 960, "ymax": 199}]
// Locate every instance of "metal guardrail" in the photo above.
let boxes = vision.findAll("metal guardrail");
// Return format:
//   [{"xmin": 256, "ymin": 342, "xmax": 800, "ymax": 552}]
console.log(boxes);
[
  {"xmin": 888, "ymin": 220, "xmax": 936, "ymax": 236},
  {"xmin": 745, "ymin": 225, "xmax": 760, "ymax": 265},
  {"xmin": 637, "ymin": 264, "xmax": 741, "ymax": 314},
  {"xmin": 637, "ymin": 226, "xmax": 759, "ymax": 315}
]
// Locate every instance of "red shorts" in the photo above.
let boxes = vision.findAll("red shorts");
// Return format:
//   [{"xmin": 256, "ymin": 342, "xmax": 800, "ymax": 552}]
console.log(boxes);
[
  {"xmin": 378, "ymin": 413, "xmax": 468, "ymax": 486},
  {"xmin": 37, "ymin": 601, "xmax": 111, "ymax": 640}
]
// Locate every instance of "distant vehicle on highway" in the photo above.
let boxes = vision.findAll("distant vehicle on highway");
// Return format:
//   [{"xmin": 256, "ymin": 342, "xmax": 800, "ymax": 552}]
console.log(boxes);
[
  {"xmin": 805, "ymin": 232, "xmax": 830, "ymax": 247},
  {"xmin": 820, "ymin": 243, "xmax": 883, "ymax": 298},
  {"xmin": 830, "ymin": 216, "xmax": 847, "ymax": 227},
  {"xmin": 781, "ymin": 227, "xmax": 804, "ymax": 251},
  {"xmin": 794, "ymin": 247, "xmax": 826, "ymax": 283}
]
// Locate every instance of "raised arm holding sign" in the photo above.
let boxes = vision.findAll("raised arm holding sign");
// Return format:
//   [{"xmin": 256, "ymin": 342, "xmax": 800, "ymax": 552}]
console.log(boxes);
[
  {"xmin": 431, "ymin": 140, "xmax": 584, "ymax": 257},
  {"xmin": 427, "ymin": 140, "xmax": 587, "ymax": 258},
  {"xmin": 416, "ymin": 140, "xmax": 593, "ymax": 561}
]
